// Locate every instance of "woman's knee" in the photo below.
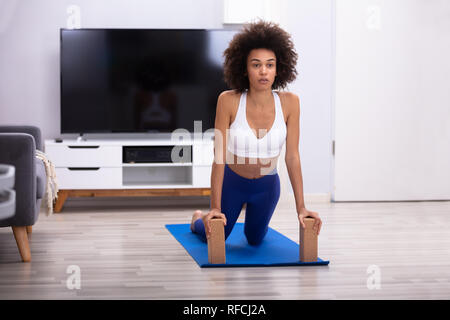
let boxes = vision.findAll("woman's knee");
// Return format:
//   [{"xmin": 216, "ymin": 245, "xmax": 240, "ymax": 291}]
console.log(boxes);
[{"xmin": 244, "ymin": 229, "xmax": 267, "ymax": 246}]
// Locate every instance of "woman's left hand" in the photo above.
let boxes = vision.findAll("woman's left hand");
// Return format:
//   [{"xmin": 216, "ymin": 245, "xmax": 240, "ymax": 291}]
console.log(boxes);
[{"xmin": 298, "ymin": 208, "xmax": 322, "ymax": 235}]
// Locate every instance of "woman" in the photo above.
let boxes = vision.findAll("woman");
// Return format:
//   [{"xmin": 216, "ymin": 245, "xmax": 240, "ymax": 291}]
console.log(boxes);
[{"xmin": 191, "ymin": 20, "xmax": 322, "ymax": 244}]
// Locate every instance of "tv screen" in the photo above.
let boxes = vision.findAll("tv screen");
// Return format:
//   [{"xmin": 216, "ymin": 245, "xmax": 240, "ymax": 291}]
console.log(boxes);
[{"xmin": 60, "ymin": 28, "xmax": 236, "ymax": 133}]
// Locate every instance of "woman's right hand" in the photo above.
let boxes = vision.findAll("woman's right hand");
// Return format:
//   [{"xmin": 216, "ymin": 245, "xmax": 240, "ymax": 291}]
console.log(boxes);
[{"xmin": 202, "ymin": 208, "xmax": 227, "ymax": 239}]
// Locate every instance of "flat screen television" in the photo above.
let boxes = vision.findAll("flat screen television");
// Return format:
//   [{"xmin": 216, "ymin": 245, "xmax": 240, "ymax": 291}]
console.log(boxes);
[{"xmin": 60, "ymin": 28, "xmax": 236, "ymax": 134}]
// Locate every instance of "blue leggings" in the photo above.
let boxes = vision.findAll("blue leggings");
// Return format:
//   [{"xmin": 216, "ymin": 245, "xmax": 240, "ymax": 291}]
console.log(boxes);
[{"xmin": 192, "ymin": 163, "xmax": 280, "ymax": 245}]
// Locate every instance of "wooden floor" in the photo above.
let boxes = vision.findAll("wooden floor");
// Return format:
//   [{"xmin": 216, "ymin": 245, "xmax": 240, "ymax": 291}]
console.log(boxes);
[{"xmin": 0, "ymin": 197, "xmax": 449, "ymax": 299}]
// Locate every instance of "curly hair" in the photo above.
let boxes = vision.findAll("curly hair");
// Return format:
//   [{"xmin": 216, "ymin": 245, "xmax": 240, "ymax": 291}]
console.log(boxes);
[{"xmin": 223, "ymin": 20, "xmax": 298, "ymax": 92}]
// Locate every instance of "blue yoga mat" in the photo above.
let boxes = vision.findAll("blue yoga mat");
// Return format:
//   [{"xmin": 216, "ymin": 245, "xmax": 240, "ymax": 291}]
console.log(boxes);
[{"xmin": 165, "ymin": 223, "xmax": 330, "ymax": 268}]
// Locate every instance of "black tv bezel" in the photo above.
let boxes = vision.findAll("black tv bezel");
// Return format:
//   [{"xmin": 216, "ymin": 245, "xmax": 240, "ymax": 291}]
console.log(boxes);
[{"xmin": 59, "ymin": 27, "xmax": 231, "ymax": 134}]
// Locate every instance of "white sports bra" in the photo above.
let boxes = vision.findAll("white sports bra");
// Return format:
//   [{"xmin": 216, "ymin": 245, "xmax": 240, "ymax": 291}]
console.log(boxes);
[{"xmin": 227, "ymin": 90, "xmax": 287, "ymax": 159}]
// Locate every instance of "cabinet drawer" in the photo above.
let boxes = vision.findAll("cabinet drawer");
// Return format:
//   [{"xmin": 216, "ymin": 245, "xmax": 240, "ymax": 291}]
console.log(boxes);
[
  {"xmin": 46, "ymin": 145, "xmax": 121, "ymax": 167},
  {"xmin": 55, "ymin": 167, "xmax": 122, "ymax": 189}
]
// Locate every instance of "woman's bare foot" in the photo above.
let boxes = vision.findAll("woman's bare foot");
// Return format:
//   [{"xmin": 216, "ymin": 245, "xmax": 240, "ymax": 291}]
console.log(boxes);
[{"xmin": 190, "ymin": 210, "xmax": 204, "ymax": 232}]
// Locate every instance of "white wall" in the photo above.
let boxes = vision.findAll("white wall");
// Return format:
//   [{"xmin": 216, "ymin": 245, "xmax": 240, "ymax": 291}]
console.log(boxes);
[
  {"xmin": 279, "ymin": 0, "xmax": 333, "ymax": 202},
  {"xmin": 0, "ymin": 0, "xmax": 334, "ymax": 199},
  {"xmin": 0, "ymin": 0, "xmax": 224, "ymax": 139}
]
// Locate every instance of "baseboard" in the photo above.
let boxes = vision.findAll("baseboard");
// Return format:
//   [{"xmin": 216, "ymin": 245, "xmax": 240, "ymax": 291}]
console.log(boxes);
[
  {"xmin": 304, "ymin": 193, "xmax": 331, "ymax": 203},
  {"xmin": 278, "ymin": 193, "xmax": 331, "ymax": 209}
]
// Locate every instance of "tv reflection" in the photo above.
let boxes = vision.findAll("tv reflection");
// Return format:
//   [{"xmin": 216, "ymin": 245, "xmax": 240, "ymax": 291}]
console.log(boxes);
[{"xmin": 134, "ymin": 57, "xmax": 177, "ymax": 131}]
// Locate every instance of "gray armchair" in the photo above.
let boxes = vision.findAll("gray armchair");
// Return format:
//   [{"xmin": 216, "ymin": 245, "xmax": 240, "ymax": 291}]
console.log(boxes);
[{"xmin": 0, "ymin": 126, "xmax": 46, "ymax": 262}]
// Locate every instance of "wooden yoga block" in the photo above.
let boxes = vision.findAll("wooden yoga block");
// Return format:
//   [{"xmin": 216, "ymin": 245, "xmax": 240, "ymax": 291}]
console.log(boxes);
[
  {"xmin": 300, "ymin": 217, "xmax": 318, "ymax": 262},
  {"xmin": 207, "ymin": 218, "xmax": 226, "ymax": 264}
]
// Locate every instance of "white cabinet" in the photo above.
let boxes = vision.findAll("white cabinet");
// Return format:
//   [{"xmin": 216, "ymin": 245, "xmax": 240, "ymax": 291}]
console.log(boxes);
[
  {"xmin": 45, "ymin": 138, "xmax": 214, "ymax": 190},
  {"xmin": 192, "ymin": 166, "xmax": 212, "ymax": 188}
]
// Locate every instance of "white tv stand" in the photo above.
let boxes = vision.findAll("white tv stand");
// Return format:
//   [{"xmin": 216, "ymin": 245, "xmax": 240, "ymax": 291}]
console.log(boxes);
[{"xmin": 44, "ymin": 136, "xmax": 214, "ymax": 212}]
